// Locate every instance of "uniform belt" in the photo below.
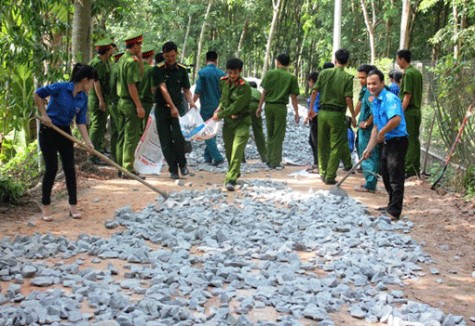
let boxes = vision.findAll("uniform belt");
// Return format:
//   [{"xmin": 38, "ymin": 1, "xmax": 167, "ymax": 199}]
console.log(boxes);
[
  {"xmin": 384, "ymin": 136, "xmax": 408, "ymax": 144},
  {"xmin": 320, "ymin": 105, "xmax": 345, "ymax": 112}
]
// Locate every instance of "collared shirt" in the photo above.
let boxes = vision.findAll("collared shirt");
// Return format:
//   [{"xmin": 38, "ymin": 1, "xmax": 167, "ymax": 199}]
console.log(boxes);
[
  {"xmin": 88, "ymin": 55, "xmax": 111, "ymax": 101},
  {"xmin": 153, "ymin": 62, "xmax": 191, "ymax": 110},
  {"xmin": 35, "ymin": 82, "xmax": 88, "ymax": 126},
  {"xmin": 117, "ymin": 51, "xmax": 141, "ymax": 99},
  {"xmin": 249, "ymin": 87, "xmax": 261, "ymax": 113},
  {"xmin": 399, "ymin": 64, "xmax": 423, "ymax": 111},
  {"xmin": 109, "ymin": 62, "xmax": 119, "ymax": 104},
  {"xmin": 195, "ymin": 63, "xmax": 225, "ymax": 111},
  {"xmin": 217, "ymin": 76, "xmax": 251, "ymax": 121},
  {"xmin": 313, "ymin": 66, "xmax": 353, "ymax": 109},
  {"xmin": 357, "ymin": 87, "xmax": 373, "ymax": 127},
  {"xmin": 388, "ymin": 83, "xmax": 400, "ymax": 96},
  {"xmin": 261, "ymin": 67, "xmax": 299, "ymax": 104},
  {"xmin": 372, "ymin": 88, "xmax": 408, "ymax": 140},
  {"xmin": 140, "ymin": 62, "xmax": 155, "ymax": 104}
]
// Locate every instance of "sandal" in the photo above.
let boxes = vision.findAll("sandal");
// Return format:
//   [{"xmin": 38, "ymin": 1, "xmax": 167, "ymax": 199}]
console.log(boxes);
[
  {"xmin": 306, "ymin": 165, "xmax": 319, "ymax": 173},
  {"xmin": 42, "ymin": 215, "xmax": 53, "ymax": 222}
]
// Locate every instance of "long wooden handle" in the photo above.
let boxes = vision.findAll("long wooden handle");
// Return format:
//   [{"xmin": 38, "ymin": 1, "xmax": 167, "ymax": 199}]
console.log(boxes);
[
  {"xmin": 335, "ymin": 157, "xmax": 364, "ymax": 187},
  {"xmin": 36, "ymin": 117, "xmax": 168, "ymax": 199}
]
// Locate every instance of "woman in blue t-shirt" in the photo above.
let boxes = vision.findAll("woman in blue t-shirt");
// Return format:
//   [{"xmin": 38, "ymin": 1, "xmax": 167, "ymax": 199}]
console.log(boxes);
[{"xmin": 34, "ymin": 64, "xmax": 97, "ymax": 221}]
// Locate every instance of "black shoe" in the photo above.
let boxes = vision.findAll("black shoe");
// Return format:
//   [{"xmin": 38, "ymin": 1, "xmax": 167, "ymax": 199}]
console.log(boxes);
[
  {"xmin": 381, "ymin": 209, "xmax": 399, "ymax": 221},
  {"xmin": 118, "ymin": 171, "xmax": 122, "ymax": 178},
  {"xmin": 212, "ymin": 159, "xmax": 224, "ymax": 167},
  {"xmin": 170, "ymin": 172, "xmax": 180, "ymax": 180},
  {"xmin": 122, "ymin": 170, "xmax": 145, "ymax": 180},
  {"xmin": 242, "ymin": 157, "xmax": 246, "ymax": 163},
  {"xmin": 324, "ymin": 179, "xmax": 337, "ymax": 185},
  {"xmin": 180, "ymin": 166, "xmax": 189, "ymax": 176},
  {"xmin": 376, "ymin": 206, "xmax": 387, "ymax": 211},
  {"xmin": 225, "ymin": 182, "xmax": 235, "ymax": 191}
]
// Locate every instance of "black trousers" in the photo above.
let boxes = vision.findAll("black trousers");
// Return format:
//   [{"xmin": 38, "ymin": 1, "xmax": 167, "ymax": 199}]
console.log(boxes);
[
  {"xmin": 380, "ymin": 136, "xmax": 408, "ymax": 218},
  {"xmin": 39, "ymin": 124, "xmax": 77, "ymax": 206},
  {"xmin": 308, "ymin": 116, "xmax": 318, "ymax": 166},
  {"xmin": 155, "ymin": 106, "xmax": 186, "ymax": 174}
]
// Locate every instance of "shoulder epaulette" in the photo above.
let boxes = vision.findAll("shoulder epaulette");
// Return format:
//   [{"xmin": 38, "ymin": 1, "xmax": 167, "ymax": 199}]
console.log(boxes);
[
  {"xmin": 133, "ymin": 55, "xmax": 138, "ymax": 62},
  {"xmin": 156, "ymin": 62, "xmax": 165, "ymax": 68},
  {"xmin": 220, "ymin": 76, "xmax": 229, "ymax": 80},
  {"xmin": 177, "ymin": 63, "xmax": 187, "ymax": 69},
  {"xmin": 239, "ymin": 79, "xmax": 245, "ymax": 86}
]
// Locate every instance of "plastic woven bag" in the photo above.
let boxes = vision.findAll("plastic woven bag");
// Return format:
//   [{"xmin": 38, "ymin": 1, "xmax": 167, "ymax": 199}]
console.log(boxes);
[
  {"xmin": 186, "ymin": 118, "xmax": 221, "ymax": 141},
  {"xmin": 179, "ymin": 107, "xmax": 204, "ymax": 136},
  {"xmin": 134, "ymin": 107, "xmax": 164, "ymax": 175}
]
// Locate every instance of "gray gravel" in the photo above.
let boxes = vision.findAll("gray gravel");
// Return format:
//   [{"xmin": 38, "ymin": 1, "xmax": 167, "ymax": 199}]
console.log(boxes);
[{"xmin": 0, "ymin": 111, "xmax": 467, "ymax": 325}]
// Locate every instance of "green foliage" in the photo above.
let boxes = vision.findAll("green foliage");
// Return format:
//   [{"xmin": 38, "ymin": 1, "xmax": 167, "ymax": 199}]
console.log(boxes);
[
  {"xmin": 0, "ymin": 141, "xmax": 41, "ymax": 204},
  {"xmin": 464, "ymin": 166, "xmax": 475, "ymax": 197}
]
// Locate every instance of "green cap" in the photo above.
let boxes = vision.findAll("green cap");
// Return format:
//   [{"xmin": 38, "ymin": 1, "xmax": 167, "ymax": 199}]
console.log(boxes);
[
  {"xmin": 124, "ymin": 33, "xmax": 143, "ymax": 45},
  {"xmin": 94, "ymin": 38, "xmax": 113, "ymax": 50},
  {"xmin": 142, "ymin": 45, "xmax": 155, "ymax": 58}
]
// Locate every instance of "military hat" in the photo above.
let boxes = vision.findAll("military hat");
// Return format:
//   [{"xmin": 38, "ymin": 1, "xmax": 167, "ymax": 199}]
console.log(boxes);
[
  {"xmin": 94, "ymin": 38, "xmax": 113, "ymax": 51},
  {"xmin": 124, "ymin": 33, "xmax": 143, "ymax": 46},
  {"xmin": 142, "ymin": 45, "xmax": 155, "ymax": 58},
  {"xmin": 113, "ymin": 52, "xmax": 124, "ymax": 62}
]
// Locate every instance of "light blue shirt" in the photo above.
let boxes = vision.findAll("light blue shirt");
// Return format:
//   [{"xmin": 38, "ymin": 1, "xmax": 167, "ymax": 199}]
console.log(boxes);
[
  {"xmin": 35, "ymin": 82, "xmax": 88, "ymax": 126},
  {"xmin": 372, "ymin": 88, "xmax": 408, "ymax": 140},
  {"xmin": 195, "ymin": 63, "xmax": 225, "ymax": 112}
]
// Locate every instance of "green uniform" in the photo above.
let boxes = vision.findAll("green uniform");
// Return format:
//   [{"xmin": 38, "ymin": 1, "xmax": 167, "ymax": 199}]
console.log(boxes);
[
  {"xmin": 312, "ymin": 66, "xmax": 353, "ymax": 182},
  {"xmin": 116, "ymin": 51, "xmax": 142, "ymax": 172},
  {"xmin": 88, "ymin": 55, "xmax": 111, "ymax": 152},
  {"xmin": 261, "ymin": 67, "xmax": 299, "ymax": 167},
  {"xmin": 217, "ymin": 76, "xmax": 252, "ymax": 185},
  {"xmin": 249, "ymin": 87, "xmax": 267, "ymax": 162},
  {"xmin": 139, "ymin": 61, "xmax": 155, "ymax": 131},
  {"xmin": 152, "ymin": 62, "xmax": 190, "ymax": 174},
  {"xmin": 399, "ymin": 64, "xmax": 423, "ymax": 176},
  {"xmin": 108, "ymin": 61, "xmax": 120, "ymax": 162}
]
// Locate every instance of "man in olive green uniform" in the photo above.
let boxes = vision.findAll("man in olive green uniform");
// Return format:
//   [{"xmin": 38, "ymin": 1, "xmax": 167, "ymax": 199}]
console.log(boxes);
[
  {"xmin": 108, "ymin": 51, "xmax": 124, "ymax": 163},
  {"xmin": 309, "ymin": 49, "xmax": 356, "ymax": 184},
  {"xmin": 256, "ymin": 53, "xmax": 300, "ymax": 169},
  {"xmin": 139, "ymin": 45, "xmax": 155, "ymax": 131},
  {"xmin": 248, "ymin": 81, "xmax": 267, "ymax": 163},
  {"xmin": 152, "ymin": 41, "xmax": 196, "ymax": 180},
  {"xmin": 116, "ymin": 33, "xmax": 145, "ymax": 177},
  {"xmin": 88, "ymin": 39, "xmax": 113, "ymax": 163},
  {"xmin": 396, "ymin": 49, "xmax": 423, "ymax": 178},
  {"xmin": 213, "ymin": 58, "xmax": 252, "ymax": 191}
]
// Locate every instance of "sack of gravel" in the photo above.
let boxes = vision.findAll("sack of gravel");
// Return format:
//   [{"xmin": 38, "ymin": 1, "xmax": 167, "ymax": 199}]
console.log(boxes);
[
  {"xmin": 186, "ymin": 118, "xmax": 221, "ymax": 141},
  {"xmin": 179, "ymin": 107, "xmax": 204, "ymax": 136},
  {"xmin": 134, "ymin": 107, "xmax": 164, "ymax": 175}
]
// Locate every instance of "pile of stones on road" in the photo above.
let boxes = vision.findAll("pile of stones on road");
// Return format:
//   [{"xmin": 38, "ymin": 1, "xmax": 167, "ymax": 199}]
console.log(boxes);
[{"xmin": 0, "ymin": 179, "xmax": 467, "ymax": 325}]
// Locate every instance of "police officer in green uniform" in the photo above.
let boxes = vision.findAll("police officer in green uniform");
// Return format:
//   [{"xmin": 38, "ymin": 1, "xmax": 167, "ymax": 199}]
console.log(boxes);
[
  {"xmin": 396, "ymin": 49, "xmax": 423, "ymax": 178},
  {"xmin": 116, "ymin": 33, "xmax": 145, "ymax": 177},
  {"xmin": 213, "ymin": 58, "xmax": 252, "ymax": 191},
  {"xmin": 256, "ymin": 53, "xmax": 300, "ymax": 169},
  {"xmin": 139, "ymin": 45, "xmax": 155, "ymax": 131},
  {"xmin": 88, "ymin": 38, "xmax": 113, "ymax": 163},
  {"xmin": 152, "ymin": 41, "xmax": 196, "ymax": 180},
  {"xmin": 248, "ymin": 81, "xmax": 267, "ymax": 163},
  {"xmin": 309, "ymin": 49, "xmax": 356, "ymax": 184},
  {"xmin": 108, "ymin": 51, "xmax": 124, "ymax": 163}
]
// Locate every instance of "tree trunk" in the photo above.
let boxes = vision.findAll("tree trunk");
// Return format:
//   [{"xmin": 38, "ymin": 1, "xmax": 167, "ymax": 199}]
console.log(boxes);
[
  {"xmin": 453, "ymin": 3, "xmax": 459, "ymax": 59},
  {"xmin": 262, "ymin": 0, "xmax": 282, "ymax": 76},
  {"xmin": 399, "ymin": 0, "xmax": 411, "ymax": 49},
  {"xmin": 360, "ymin": 0, "xmax": 376, "ymax": 64},
  {"xmin": 236, "ymin": 16, "xmax": 249, "ymax": 57},
  {"xmin": 181, "ymin": 15, "xmax": 192, "ymax": 62},
  {"xmin": 333, "ymin": 0, "xmax": 342, "ymax": 56},
  {"xmin": 194, "ymin": 0, "xmax": 213, "ymax": 80},
  {"xmin": 72, "ymin": 0, "xmax": 91, "ymax": 64}
]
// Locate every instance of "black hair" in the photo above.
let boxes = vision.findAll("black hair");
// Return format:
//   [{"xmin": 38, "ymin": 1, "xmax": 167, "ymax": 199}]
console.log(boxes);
[
  {"xmin": 206, "ymin": 51, "xmax": 218, "ymax": 62},
  {"xmin": 396, "ymin": 49, "xmax": 411, "ymax": 63},
  {"xmin": 322, "ymin": 62, "xmax": 334, "ymax": 69},
  {"xmin": 335, "ymin": 49, "xmax": 350, "ymax": 65},
  {"xmin": 393, "ymin": 70, "xmax": 403, "ymax": 83},
  {"xmin": 155, "ymin": 52, "xmax": 164, "ymax": 64},
  {"xmin": 70, "ymin": 63, "xmax": 98, "ymax": 82},
  {"xmin": 226, "ymin": 58, "xmax": 243, "ymax": 70},
  {"xmin": 97, "ymin": 48, "xmax": 110, "ymax": 55},
  {"xmin": 248, "ymin": 81, "xmax": 258, "ymax": 88},
  {"xmin": 357, "ymin": 64, "xmax": 374, "ymax": 74},
  {"xmin": 307, "ymin": 71, "xmax": 319, "ymax": 83},
  {"xmin": 276, "ymin": 53, "xmax": 290, "ymax": 66},
  {"xmin": 368, "ymin": 69, "xmax": 385, "ymax": 82},
  {"xmin": 125, "ymin": 43, "xmax": 134, "ymax": 49},
  {"xmin": 162, "ymin": 41, "xmax": 178, "ymax": 53}
]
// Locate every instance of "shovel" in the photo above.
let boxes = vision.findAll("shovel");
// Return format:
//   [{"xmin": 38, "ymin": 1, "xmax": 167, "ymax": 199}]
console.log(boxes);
[
  {"xmin": 36, "ymin": 117, "xmax": 169, "ymax": 199},
  {"xmin": 329, "ymin": 158, "xmax": 365, "ymax": 197}
]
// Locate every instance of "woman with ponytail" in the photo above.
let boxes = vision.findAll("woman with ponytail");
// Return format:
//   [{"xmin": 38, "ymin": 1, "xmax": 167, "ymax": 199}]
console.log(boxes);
[{"xmin": 34, "ymin": 63, "xmax": 98, "ymax": 222}]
